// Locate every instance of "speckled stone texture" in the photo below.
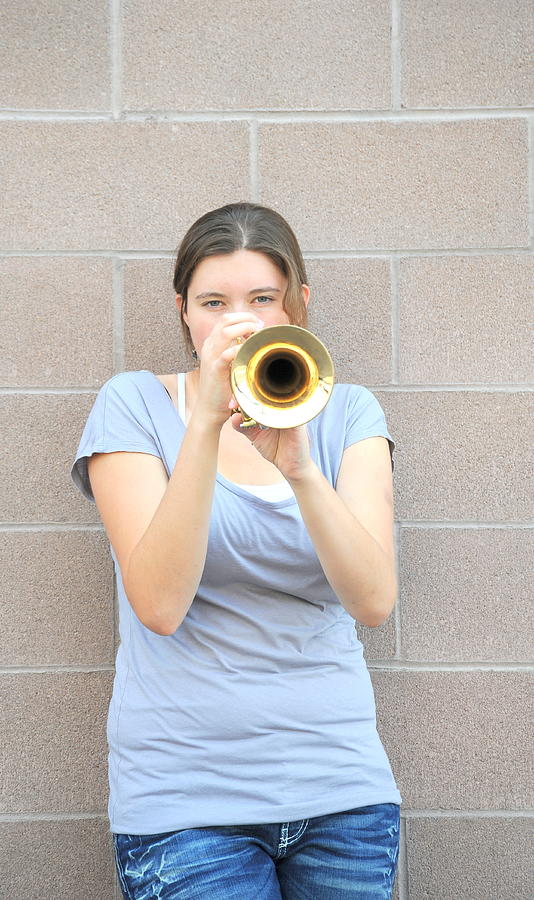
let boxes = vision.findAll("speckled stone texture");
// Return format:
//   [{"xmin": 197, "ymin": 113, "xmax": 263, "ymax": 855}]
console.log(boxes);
[
  {"xmin": 405, "ymin": 816, "xmax": 534, "ymax": 899},
  {"xmin": 382, "ymin": 390, "xmax": 534, "ymax": 521},
  {"xmin": 1, "ymin": 122, "xmax": 250, "ymax": 251},
  {"xmin": 122, "ymin": 0, "xmax": 391, "ymax": 111},
  {"xmin": 0, "ymin": 672, "xmax": 112, "ymax": 814},
  {"xmin": 1, "ymin": 392, "xmax": 101, "ymax": 523},
  {"xmin": 372, "ymin": 669, "xmax": 534, "ymax": 809},
  {"xmin": 0, "ymin": 819, "xmax": 116, "ymax": 900},
  {"xmin": 1, "ymin": 256, "xmax": 114, "ymax": 386},
  {"xmin": 0, "ymin": 530, "xmax": 114, "ymax": 666},
  {"xmin": 399, "ymin": 527, "xmax": 534, "ymax": 662},
  {"xmin": 258, "ymin": 120, "xmax": 529, "ymax": 250},
  {"xmin": 401, "ymin": 0, "xmax": 534, "ymax": 107},
  {"xmin": 306, "ymin": 257, "xmax": 393, "ymax": 385},
  {"xmin": 123, "ymin": 258, "xmax": 190, "ymax": 374},
  {"xmin": 0, "ymin": 0, "xmax": 111, "ymax": 110},
  {"xmin": 399, "ymin": 255, "xmax": 534, "ymax": 384}
]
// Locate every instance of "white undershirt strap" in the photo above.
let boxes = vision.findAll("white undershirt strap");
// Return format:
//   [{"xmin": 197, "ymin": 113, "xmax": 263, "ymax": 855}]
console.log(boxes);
[
  {"xmin": 176, "ymin": 372, "xmax": 187, "ymax": 423},
  {"xmin": 175, "ymin": 372, "xmax": 293, "ymax": 501}
]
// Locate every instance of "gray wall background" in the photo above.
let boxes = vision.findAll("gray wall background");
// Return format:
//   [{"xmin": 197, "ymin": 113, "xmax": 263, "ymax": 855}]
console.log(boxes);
[{"xmin": 1, "ymin": 1, "xmax": 533, "ymax": 898}]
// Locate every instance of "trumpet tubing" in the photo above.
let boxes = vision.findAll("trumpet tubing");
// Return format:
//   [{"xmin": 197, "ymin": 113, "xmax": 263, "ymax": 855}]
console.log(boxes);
[{"xmin": 230, "ymin": 324, "xmax": 335, "ymax": 429}]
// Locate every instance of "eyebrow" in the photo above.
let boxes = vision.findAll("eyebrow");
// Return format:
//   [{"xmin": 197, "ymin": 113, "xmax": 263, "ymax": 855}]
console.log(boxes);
[{"xmin": 194, "ymin": 287, "xmax": 282, "ymax": 300}]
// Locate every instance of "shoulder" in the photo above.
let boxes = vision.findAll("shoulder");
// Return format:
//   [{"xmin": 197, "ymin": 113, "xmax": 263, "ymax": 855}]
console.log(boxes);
[
  {"xmin": 97, "ymin": 369, "xmax": 156, "ymax": 397},
  {"xmin": 311, "ymin": 382, "xmax": 394, "ymax": 465},
  {"xmin": 318, "ymin": 383, "xmax": 379, "ymax": 420},
  {"xmin": 87, "ymin": 370, "xmax": 165, "ymax": 433},
  {"xmin": 92, "ymin": 370, "xmax": 160, "ymax": 410},
  {"xmin": 332, "ymin": 383, "xmax": 372, "ymax": 403}
]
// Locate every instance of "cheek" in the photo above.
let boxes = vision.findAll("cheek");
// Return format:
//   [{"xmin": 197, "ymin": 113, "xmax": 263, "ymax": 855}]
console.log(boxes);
[
  {"xmin": 277, "ymin": 310, "xmax": 291, "ymax": 326},
  {"xmin": 191, "ymin": 322, "xmax": 214, "ymax": 350},
  {"xmin": 262, "ymin": 306, "xmax": 290, "ymax": 325}
]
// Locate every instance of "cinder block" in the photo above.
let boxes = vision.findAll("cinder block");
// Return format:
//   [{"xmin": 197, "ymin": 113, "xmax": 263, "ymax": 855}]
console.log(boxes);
[
  {"xmin": 401, "ymin": 0, "xmax": 534, "ymax": 107},
  {"xmin": 306, "ymin": 258, "xmax": 392, "ymax": 384},
  {"xmin": 258, "ymin": 120, "xmax": 528, "ymax": 250},
  {"xmin": 406, "ymin": 816, "xmax": 534, "ymax": 900},
  {"xmin": 1, "ymin": 393, "xmax": 101, "ymax": 524},
  {"xmin": 123, "ymin": 258, "xmax": 190, "ymax": 374},
  {"xmin": 371, "ymin": 670, "xmax": 534, "ymax": 808},
  {"xmin": 380, "ymin": 390, "xmax": 534, "ymax": 521},
  {"xmin": 358, "ymin": 614, "xmax": 396, "ymax": 662},
  {"xmin": 1, "ymin": 818, "xmax": 116, "ymax": 900},
  {"xmin": 0, "ymin": 672, "xmax": 112, "ymax": 813},
  {"xmin": 399, "ymin": 255, "xmax": 534, "ymax": 384},
  {"xmin": 1, "ymin": 122, "xmax": 250, "ymax": 251},
  {"xmin": 1, "ymin": 257, "xmax": 113, "ymax": 387},
  {"xmin": 0, "ymin": 0, "xmax": 110, "ymax": 110},
  {"xmin": 399, "ymin": 528, "xmax": 534, "ymax": 662},
  {"xmin": 0, "ymin": 531, "xmax": 114, "ymax": 666},
  {"xmin": 122, "ymin": 0, "xmax": 390, "ymax": 110}
]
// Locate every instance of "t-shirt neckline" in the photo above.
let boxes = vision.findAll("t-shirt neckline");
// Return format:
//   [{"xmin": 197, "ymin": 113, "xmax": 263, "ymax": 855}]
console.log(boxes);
[{"xmin": 143, "ymin": 370, "xmax": 298, "ymax": 508}]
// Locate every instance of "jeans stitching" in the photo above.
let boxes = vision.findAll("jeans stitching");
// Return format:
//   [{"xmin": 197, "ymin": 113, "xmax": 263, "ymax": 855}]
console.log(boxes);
[
  {"xmin": 275, "ymin": 818, "xmax": 309, "ymax": 858},
  {"xmin": 275, "ymin": 822, "xmax": 289, "ymax": 859},
  {"xmin": 285, "ymin": 818, "xmax": 309, "ymax": 847}
]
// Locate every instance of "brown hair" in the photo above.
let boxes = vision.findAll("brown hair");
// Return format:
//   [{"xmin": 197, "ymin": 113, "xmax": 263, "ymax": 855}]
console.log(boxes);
[{"xmin": 173, "ymin": 202, "xmax": 308, "ymax": 353}]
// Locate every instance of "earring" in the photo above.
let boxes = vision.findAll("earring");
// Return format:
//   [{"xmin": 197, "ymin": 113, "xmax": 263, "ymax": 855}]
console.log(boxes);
[{"xmin": 192, "ymin": 349, "xmax": 199, "ymax": 362}]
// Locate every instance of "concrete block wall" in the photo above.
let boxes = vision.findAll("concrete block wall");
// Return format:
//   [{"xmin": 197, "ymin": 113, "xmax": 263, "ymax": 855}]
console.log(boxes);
[{"xmin": 1, "ymin": 1, "xmax": 532, "ymax": 897}]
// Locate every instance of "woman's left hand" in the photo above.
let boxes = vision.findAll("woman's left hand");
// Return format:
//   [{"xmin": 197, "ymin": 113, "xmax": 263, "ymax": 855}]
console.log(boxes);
[{"xmin": 229, "ymin": 401, "xmax": 314, "ymax": 484}]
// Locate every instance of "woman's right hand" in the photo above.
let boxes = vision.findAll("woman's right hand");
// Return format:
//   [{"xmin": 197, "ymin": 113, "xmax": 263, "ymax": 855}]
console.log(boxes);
[{"xmin": 192, "ymin": 312, "xmax": 265, "ymax": 427}]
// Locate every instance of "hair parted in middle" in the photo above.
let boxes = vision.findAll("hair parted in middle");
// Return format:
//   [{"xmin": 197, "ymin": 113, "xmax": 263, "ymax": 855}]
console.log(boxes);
[{"xmin": 173, "ymin": 202, "xmax": 309, "ymax": 354}]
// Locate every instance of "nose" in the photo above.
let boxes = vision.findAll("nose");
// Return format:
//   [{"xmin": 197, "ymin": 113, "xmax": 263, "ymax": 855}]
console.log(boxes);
[{"xmin": 230, "ymin": 299, "xmax": 249, "ymax": 312}]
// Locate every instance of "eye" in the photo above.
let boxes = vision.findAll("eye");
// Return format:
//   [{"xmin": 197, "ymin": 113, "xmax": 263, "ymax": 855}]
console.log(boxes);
[
  {"xmin": 253, "ymin": 295, "xmax": 274, "ymax": 304},
  {"xmin": 202, "ymin": 300, "xmax": 224, "ymax": 308}
]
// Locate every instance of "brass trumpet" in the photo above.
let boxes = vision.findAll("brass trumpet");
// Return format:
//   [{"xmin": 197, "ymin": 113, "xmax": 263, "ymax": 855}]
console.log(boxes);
[{"xmin": 230, "ymin": 324, "xmax": 335, "ymax": 429}]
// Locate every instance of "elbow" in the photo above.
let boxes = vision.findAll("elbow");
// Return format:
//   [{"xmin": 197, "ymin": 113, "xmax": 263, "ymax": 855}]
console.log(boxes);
[
  {"xmin": 141, "ymin": 615, "xmax": 179, "ymax": 636},
  {"xmin": 355, "ymin": 592, "xmax": 397, "ymax": 628},
  {"xmin": 137, "ymin": 599, "xmax": 186, "ymax": 636},
  {"xmin": 125, "ymin": 584, "xmax": 184, "ymax": 636},
  {"xmin": 363, "ymin": 571, "xmax": 398, "ymax": 627},
  {"xmin": 361, "ymin": 608, "xmax": 393, "ymax": 628},
  {"xmin": 123, "ymin": 563, "xmax": 187, "ymax": 636}
]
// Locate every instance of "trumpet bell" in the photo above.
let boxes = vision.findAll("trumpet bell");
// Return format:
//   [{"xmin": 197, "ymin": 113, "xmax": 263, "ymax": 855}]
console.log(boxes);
[{"xmin": 230, "ymin": 324, "xmax": 335, "ymax": 429}]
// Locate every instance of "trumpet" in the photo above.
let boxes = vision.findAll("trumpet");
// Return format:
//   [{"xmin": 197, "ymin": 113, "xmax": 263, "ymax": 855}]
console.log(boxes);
[{"xmin": 230, "ymin": 324, "xmax": 335, "ymax": 429}]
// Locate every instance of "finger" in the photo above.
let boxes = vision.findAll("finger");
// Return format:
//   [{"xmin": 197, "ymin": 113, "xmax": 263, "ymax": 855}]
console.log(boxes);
[
  {"xmin": 220, "ymin": 320, "xmax": 264, "ymax": 341},
  {"xmin": 239, "ymin": 423, "xmax": 266, "ymax": 442},
  {"xmin": 229, "ymin": 413, "xmax": 258, "ymax": 438},
  {"xmin": 220, "ymin": 344, "xmax": 241, "ymax": 364},
  {"xmin": 229, "ymin": 412, "xmax": 245, "ymax": 431},
  {"xmin": 220, "ymin": 312, "xmax": 265, "ymax": 325}
]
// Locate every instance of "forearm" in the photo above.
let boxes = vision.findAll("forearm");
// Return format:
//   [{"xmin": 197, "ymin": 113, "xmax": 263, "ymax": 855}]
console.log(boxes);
[
  {"xmin": 288, "ymin": 463, "xmax": 397, "ymax": 626},
  {"xmin": 125, "ymin": 411, "xmax": 221, "ymax": 635}
]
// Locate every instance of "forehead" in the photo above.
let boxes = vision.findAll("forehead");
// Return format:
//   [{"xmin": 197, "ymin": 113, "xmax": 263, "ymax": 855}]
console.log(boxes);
[{"xmin": 190, "ymin": 249, "xmax": 286, "ymax": 289}]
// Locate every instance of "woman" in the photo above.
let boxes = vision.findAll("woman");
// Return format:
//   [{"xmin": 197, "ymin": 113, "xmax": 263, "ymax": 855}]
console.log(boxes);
[{"xmin": 71, "ymin": 202, "xmax": 402, "ymax": 899}]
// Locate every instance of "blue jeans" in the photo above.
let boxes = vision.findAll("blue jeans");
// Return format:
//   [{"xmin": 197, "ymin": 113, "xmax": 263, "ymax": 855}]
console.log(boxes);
[{"xmin": 113, "ymin": 803, "xmax": 400, "ymax": 899}]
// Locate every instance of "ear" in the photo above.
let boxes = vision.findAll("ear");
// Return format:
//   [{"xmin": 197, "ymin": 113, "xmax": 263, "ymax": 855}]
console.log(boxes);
[
  {"xmin": 176, "ymin": 293, "xmax": 188, "ymax": 326},
  {"xmin": 301, "ymin": 284, "xmax": 310, "ymax": 308}
]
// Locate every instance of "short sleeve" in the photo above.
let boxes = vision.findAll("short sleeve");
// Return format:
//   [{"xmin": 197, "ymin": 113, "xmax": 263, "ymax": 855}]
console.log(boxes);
[
  {"xmin": 344, "ymin": 386, "xmax": 396, "ymax": 473},
  {"xmin": 71, "ymin": 372, "xmax": 162, "ymax": 502}
]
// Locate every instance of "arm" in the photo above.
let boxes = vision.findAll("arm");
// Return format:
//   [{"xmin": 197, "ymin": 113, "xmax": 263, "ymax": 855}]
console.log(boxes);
[
  {"xmin": 288, "ymin": 435, "xmax": 397, "ymax": 626},
  {"xmin": 87, "ymin": 312, "xmax": 265, "ymax": 636},
  {"xmin": 239, "ymin": 416, "xmax": 397, "ymax": 626},
  {"xmin": 88, "ymin": 412, "xmax": 221, "ymax": 636}
]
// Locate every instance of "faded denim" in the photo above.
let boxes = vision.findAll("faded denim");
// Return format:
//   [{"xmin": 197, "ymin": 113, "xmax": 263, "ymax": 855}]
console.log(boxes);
[{"xmin": 113, "ymin": 802, "xmax": 400, "ymax": 899}]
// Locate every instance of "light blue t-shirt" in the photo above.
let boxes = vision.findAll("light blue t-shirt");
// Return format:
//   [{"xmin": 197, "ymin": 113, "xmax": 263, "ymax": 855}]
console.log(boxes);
[{"xmin": 71, "ymin": 370, "xmax": 402, "ymax": 834}]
